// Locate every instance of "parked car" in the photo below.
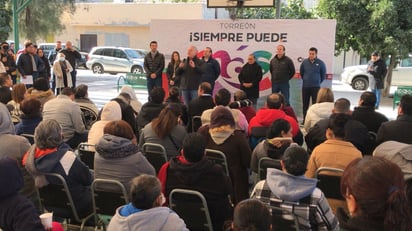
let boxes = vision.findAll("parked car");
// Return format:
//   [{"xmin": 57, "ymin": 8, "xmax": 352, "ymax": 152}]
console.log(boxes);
[
  {"xmin": 86, "ymin": 46, "xmax": 145, "ymax": 74},
  {"xmin": 341, "ymin": 55, "xmax": 412, "ymax": 93}
]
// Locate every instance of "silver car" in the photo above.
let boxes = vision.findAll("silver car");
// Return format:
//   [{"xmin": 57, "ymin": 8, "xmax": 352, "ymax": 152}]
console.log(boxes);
[
  {"xmin": 341, "ymin": 56, "xmax": 412, "ymax": 92},
  {"xmin": 86, "ymin": 46, "xmax": 146, "ymax": 74}
]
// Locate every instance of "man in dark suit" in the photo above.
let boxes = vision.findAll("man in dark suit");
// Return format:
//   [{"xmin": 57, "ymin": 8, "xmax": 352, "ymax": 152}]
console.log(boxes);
[
  {"xmin": 187, "ymin": 82, "xmax": 215, "ymax": 132},
  {"xmin": 352, "ymin": 91, "xmax": 388, "ymax": 133},
  {"xmin": 377, "ymin": 94, "xmax": 412, "ymax": 145},
  {"xmin": 305, "ymin": 98, "xmax": 372, "ymax": 155}
]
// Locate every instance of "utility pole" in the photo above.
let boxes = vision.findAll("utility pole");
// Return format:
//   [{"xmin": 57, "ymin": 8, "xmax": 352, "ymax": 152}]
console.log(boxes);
[
  {"xmin": 12, "ymin": 0, "xmax": 33, "ymax": 50},
  {"xmin": 275, "ymin": 0, "xmax": 281, "ymax": 18}
]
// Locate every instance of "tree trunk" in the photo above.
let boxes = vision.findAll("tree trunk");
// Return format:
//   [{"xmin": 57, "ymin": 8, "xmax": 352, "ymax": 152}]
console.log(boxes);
[{"xmin": 383, "ymin": 55, "xmax": 397, "ymax": 97}]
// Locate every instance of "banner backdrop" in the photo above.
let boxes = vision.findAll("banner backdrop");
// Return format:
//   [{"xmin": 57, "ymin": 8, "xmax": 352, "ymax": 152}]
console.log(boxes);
[{"xmin": 151, "ymin": 19, "xmax": 336, "ymax": 97}]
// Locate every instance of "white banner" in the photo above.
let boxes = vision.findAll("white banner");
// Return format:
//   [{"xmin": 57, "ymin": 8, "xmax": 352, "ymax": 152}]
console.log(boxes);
[{"xmin": 151, "ymin": 19, "xmax": 336, "ymax": 96}]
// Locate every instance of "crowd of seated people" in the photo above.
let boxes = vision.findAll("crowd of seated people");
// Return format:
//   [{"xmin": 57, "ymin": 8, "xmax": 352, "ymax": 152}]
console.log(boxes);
[{"xmin": 4, "ymin": 59, "xmax": 412, "ymax": 231}]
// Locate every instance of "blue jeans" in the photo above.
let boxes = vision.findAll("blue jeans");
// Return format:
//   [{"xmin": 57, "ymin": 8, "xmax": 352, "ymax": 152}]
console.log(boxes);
[
  {"xmin": 147, "ymin": 76, "xmax": 162, "ymax": 94},
  {"xmin": 71, "ymin": 70, "xmax": 77, "ymax": 88},
  {"xmin": 372, "ymin": 88, "xmax": 381, "ymax": 108},
  {"xmin": 271, "ymin": 82, "xmax": 290, "ymax": 105},
  {"xmin": 182, "ymin": 90, "xmax": 198, "ymax": 105}
]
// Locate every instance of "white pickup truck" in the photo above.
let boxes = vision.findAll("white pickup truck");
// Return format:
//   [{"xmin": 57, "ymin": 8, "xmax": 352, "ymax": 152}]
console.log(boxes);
[{"xmin": 341, "ymin": 56, "xmax": 412, "ymax": 94}]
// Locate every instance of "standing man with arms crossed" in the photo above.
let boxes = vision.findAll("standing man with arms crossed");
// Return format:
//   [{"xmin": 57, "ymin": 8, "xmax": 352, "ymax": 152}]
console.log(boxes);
[
  {"xmin": 300, "ymin": 47, "xmax": 326, "ymax": 122},
  {"xmin": 269, "ymin": 44, "xmax": 295, "ymax": 105},
  {"xmin": 200, "ymin": 47, "xmax": 220, "ymax": 92},
  {"xmin": 238, "ymin": 54, "xmax": 263, "ymax": 106},
  {"xmin": 60, "ymin": 41, "xmax": 81, "ymax": 88},
  {"xmin": 144, "ymin": 41, "xmax": 165, "ymax": 94}
]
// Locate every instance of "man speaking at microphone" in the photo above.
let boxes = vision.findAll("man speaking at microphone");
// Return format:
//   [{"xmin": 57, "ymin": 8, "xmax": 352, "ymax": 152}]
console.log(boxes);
[{"xmin": 176, "ymin": 45, "xmax": 204, "ymax": 105}]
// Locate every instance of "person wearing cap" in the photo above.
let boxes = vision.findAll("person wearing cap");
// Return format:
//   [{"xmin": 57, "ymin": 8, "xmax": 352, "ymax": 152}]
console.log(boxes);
[
  {"xmin": 198, "ymin": 106, "xmax": 251, "ymax": 204},
  {"xmin": 367, "ymin": 51, "xmax": 387, "ymax": 109},
  {"xmin": 251, "ymin": 145, "xmax": 339, "ymax": 231}
]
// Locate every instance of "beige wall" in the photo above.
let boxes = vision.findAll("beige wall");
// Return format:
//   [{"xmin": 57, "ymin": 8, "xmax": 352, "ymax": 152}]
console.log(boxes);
[{"xmin": 56, "ymin": 3, "xmax": 205, "ymax": 50}]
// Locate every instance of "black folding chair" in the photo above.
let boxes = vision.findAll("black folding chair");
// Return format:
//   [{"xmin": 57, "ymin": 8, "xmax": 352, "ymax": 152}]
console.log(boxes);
[
  {"xmin": 77, "ymin": 143, "xmax": 95, "ymax": 170},
  {"xmin": 256, "ymin": 157, "xmax": 282, "ymax": 184},
  {"xmin": 80, "ymin": 106, "xmax": 98, "ymax": 130},
  {"xmin": 141, "ymin": 142, "xmax": 167, "ymax": 174},
  {"xmin": 20, "ymin": 133, "xmax": 35, "ymax": 144},
  {"xmin": 192, "ymin": 115, "xmax": 202, "ymax": 133},
  {"xmin": 37, "ymin": 173, "xmax": 94, "ymax": 231},
  {"xmin": 92, "ymin": 179, "xmax": 129, "ymax": 231},
  {"xmin": 169, "ymin": 189, "xmax": 214, "ymax": 231},
  {"xmin": 205, "ymin": 149, "xmax": 230, "ymax": 177},
  {"xmin": 315, "ymin": 167, "xmax": 344, "ymax": 200}
]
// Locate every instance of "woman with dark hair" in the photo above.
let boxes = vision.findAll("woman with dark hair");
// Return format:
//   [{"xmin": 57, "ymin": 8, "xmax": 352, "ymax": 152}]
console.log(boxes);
[
  {"xmin": 250, "ymin": 119, "xmax": 293, "ymax": 173},
  {"xmin": 166, "ymin": 51, "xmax": 181, "ymax": 88},
  {"xmin": 36, "ymin": 48, "xmax": 51, "ymax": 80},
  {"xmin": 139, "ymin": 103, "xmax": 187, "ymax": 160},
  {"xmin": 15, "ymin": 98, "xmax": 42, "ymax": 136},
  {"xmin": 165, "ymin": 87, "xmax": 188, "ymax": 125},
  {"xmin": 95, "ymin": 120, "xmax": 155, "ymax": 193},
  {"xmin": 338, "ymin": 156, "xmax": 412, "ymax": 231},
  {"xmin": 26, "ymin": 77, "xmax": 55, "ymax": 107},
  {"xmin": 230, "ymin": 199, "xmax": 271, "ymax": 231},
  {"xmin": 305, "ymin": 113, "xmax": 362, "ymax": 178}
]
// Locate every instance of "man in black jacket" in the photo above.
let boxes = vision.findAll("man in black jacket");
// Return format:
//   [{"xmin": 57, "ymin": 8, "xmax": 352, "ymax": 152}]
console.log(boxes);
[
  {"xmin": 200, "ymin": 47, "xmax": 220, "ymax": 92},
  {"xmin": 143, "ymin": 41, "xmax": 165, "ymax": 94},
  {"xmin": 352, "ymin": 91, "xmax": 388, "ymax": 133},
  {"xmin": 367, "ymin": 51, "xmax": 387, "ymax": 109}
]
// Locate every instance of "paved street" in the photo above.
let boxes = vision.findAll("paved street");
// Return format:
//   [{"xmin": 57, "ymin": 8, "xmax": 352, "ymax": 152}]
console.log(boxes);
[{"xmin": 77, "ymin": 70, "xmax": 398, "ymax": 121}]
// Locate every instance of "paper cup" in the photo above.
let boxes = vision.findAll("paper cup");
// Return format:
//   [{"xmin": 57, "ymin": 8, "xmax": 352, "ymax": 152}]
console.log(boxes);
[{"xmin": 40, "ymin": 212, "xmax": 53, "ymax": 229}]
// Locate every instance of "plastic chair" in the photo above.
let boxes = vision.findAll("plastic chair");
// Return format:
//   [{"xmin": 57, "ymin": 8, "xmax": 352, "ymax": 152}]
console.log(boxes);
[
  {"xmin": 77, "ymin": 143, "xmax": 96, "ymax": 170},
  {"xmin": 256, "ymin": 157, "xmax": 282, "ymax": 184},
  {"xmin": 205, "ymin": 149, "xmax": 230, "ymax": 177},
  {"xmin": 92, "ymin": 179, "xmax": 129, "ymax": 231},
  {"xmin": 36, "ymin": 173, "xmax": 94, "ymax": 231},
  {"xmin": 315, "ymin": 167, "xmax": 344, "ymax": 200},
  {"xmin": 141, "ymin": 143, "xmax": 167, "ymax": 174},
  {"xmin": 169, "ymin": 189, "xmax": 214, "ymax": 231}
]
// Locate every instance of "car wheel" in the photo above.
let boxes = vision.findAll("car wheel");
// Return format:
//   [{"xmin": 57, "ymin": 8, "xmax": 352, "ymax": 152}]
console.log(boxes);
[
  {"xmin": 131, "ymin": 66, "xmax": 143, "ymax": 74},
  {"xmin": 352, "ymin": 77, "xmax": 368, "ymax": 90},
  {"xmin": 92, "ymin": 64, "xmax": 104, "ymax": 74}
]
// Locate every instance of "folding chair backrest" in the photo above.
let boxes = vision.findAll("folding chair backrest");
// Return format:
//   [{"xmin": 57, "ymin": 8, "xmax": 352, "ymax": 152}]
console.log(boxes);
[
  {"xmin": 79, "ymin": 106, "xmax": 98, "ymax": 130},
  {"xmin": 258, "ymin": 157, "xmax": 282, "ymax": 182},
  {"xmin": 92, "ymin": 179, "xmax": 129, "ymax": 217},
  {"xmin": 37, "ymin": 173, "xmax": 81, "ymax": 222},
  {"xmin": 169, "ymin": 189, "xmax": 214, "ymax": 231},
  {"xmin": 77, "ymin": 143, "xmax": 96, "ymax": 170},
  {"xmin": 205, "ymin": 149, "xmax": 229, "ymax": 177},
  {"xmin": 249, "ymin": 126, "xmax": 269, "ymax": 149},
  {"xmin": 315, "ymin": 167, "xmax": 344, "ymax": 200},
  {"xmin": 20, "ymin": 133, "xmax": 35, "ymax": 145},
  {"xmin": 142, "ymin": 143, "xmax": 167, "ymax": 174},
  {"xmin": 270, "ymin": 205, "xmax": 301, "ymax": 231},
  {"xmin": 192, "ymin": 115, "xmax": 202, "ymax": 133}
]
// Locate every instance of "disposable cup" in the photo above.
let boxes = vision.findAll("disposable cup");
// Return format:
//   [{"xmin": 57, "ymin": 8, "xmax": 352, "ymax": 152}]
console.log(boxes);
[{"xmin": 39, "ymin": 212, "xmax": 53, "ymax": 229}]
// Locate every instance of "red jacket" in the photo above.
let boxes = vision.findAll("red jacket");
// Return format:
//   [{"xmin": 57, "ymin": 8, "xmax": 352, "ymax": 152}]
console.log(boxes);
[{"xmin": 248, "ymin": 108, "xmax": 300, "ymax": 137}]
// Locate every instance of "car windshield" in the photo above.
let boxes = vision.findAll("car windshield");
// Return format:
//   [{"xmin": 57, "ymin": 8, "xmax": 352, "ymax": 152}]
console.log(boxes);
[{"xmin": 124, "ymin": 49, "xmax": 141, "ymax": 59}]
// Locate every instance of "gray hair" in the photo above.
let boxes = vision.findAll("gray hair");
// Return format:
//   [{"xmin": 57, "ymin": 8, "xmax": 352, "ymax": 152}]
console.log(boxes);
[
  {"xmin": 34, "ymin": 119, "xmax": 63, "ymax": 149},
  {"xmin": 234, "ymin": 90, "xmax": 247, "ymax": 101},
  {"xmin": 130, "ymin": 175, "xmax": 161, "ymax": 209}
]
